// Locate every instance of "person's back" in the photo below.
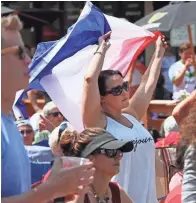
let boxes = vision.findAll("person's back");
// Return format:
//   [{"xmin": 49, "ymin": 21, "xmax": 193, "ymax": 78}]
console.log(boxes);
[{"xmin": 1, "ymin": 113, "xmax": 31, "ymax": 197}]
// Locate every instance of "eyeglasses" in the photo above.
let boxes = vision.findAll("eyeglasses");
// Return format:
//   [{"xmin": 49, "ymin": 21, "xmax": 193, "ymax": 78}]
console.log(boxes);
[
  {"xmin": 1, "ymin": 45, "xmax": 27, "ymax": 60},
  {"xmin": 93, "ymin": 149, "xmax": 123, "ymax": 159},
  {"xmin": 105, "ymin": 81, "xmax": 129, "ymax": 96},
  {"xmin": 57, "ymin": 123, "xmax": 68, "ymax": 143},
  {"xmin": 48, "ymin": 112, "xmax": 63, "ymax": 117},
  {"xmin": 20, "ymin": 130, "xmax": 33, "ymax": 135}
]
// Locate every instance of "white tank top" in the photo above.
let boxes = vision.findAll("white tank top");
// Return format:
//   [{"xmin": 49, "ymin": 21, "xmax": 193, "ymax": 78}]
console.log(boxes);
[{"xmin": 106, "ymin": 113, "xmax": 157, "ymax": 203}]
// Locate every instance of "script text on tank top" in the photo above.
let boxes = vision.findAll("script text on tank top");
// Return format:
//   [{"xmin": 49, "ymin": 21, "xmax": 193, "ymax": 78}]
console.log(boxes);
[{"xmin": 130, "ymin": 137, "xmax": 154, "ymax": 151}]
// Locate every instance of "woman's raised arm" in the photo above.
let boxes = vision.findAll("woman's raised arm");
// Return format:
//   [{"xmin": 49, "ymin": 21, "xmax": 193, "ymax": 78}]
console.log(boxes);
[
  {"xmin": 123, "ymin": 36, "xmax": 167, "ymax": 121},
  {"xmin": 82, "ymin": 32, "xmax": 111, "ymax": 127},
  {"xmin": 172, "ymin": 90, "xmax": 196, "ymax": 125}
]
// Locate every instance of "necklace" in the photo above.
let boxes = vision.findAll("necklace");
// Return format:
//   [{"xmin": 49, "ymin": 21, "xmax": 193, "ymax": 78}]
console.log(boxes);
[{"xmin": 91, "ymin": 184, "xmax": 110, "ymax": 203}]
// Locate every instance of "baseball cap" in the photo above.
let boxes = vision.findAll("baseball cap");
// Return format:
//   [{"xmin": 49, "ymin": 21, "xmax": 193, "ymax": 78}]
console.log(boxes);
[{"xmin": 81, "ymin": 132, "xmax": 134, "ymax": 158}]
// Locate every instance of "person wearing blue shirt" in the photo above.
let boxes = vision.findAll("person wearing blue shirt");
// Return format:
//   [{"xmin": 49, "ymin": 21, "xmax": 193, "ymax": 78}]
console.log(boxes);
[
  {"xmin": 1, "ymin": 113, "xmax": 31, "ymax": 197},
  {"xmin": 1, "ymin": 14, "xmax": 94, "ymax": 203}
]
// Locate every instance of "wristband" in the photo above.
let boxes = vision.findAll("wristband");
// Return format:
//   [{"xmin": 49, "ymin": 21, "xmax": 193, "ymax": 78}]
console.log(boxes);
[{"xmin": 94, "ymin": 51, "xmax": 104, "ymax": 56}]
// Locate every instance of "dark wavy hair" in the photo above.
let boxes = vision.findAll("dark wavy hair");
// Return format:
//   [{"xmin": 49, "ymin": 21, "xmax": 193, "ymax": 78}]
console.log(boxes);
[{"xmin": 98, "ymin": 70, "xmax": 123, "ymax": 96}]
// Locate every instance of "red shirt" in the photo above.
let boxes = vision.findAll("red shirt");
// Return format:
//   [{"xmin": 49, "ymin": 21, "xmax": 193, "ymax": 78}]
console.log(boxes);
[
  {"xmin": 155, "ymin": 132, "xmax": 180, "ymax": 148},
  {"xmin": 165, "ymin": 184, "xmax": 182, "ymax": 203}
]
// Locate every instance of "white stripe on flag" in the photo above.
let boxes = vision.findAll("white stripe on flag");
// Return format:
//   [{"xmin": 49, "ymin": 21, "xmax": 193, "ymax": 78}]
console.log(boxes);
[
  {"xmin": 36, "ymin": 5, "xmax": 155, "ymax": 131},
  {"xmin": 40, "ymin": 45, "xmax": 96, "ymax": 131}
]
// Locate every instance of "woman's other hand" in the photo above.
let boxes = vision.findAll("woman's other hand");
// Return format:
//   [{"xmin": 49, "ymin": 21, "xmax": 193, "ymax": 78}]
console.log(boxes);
[
  {"xmin": 155, "ymin": 36, "xmax": 167, "ymax": 57},
  {"xmin": 97, "ymin": 31, "xmax": 112, "ymax": 53}
]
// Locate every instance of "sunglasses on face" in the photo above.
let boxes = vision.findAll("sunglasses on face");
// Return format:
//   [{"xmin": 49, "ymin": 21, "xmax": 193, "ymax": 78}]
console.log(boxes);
[
  {"xmin": 49, "ymin": 112, "xmax": 63, "ymax": 117},
  {"xmin": 105, "ymin": 81, "xmax": 129, "ymax": 96},
  {"xmin": 20, "ymin": 130, "xmax": 33, "ymax": 135},
  {"xmin": 1, "ymin": 45, "xmax": 27, "ymax": 60},
  {"xmin": 93, "ymin": 149, "xmax": 123, "ymax": 159}
]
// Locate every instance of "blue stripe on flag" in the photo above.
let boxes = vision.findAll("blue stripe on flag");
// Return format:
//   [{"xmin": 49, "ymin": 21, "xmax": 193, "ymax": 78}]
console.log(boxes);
[
  {"xmin": 30, "ymin": 1, "xmax": 111, "ymax": 82},
  {"xmin": 15, "ymin": 2, "xmax": 111, "ymax": 118},
  {"xmin": 29, "ymin": 41, "xmax": 57, "ymax": 71},
  {"xmin": 14, "ymin": 80, "xmax": 46, "ymax": 119}
]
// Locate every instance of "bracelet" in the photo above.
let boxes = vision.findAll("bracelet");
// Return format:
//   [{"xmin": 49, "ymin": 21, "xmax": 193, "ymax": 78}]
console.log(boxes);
[{"xmin": 94, "ymin": 51, "xmax": 104, "ymax": 56}]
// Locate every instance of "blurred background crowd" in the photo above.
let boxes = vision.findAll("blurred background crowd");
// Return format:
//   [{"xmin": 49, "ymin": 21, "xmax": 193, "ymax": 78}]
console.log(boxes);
[{"xmin": 1, "ymin": 1, "xmax": 196, "ymax": 203}]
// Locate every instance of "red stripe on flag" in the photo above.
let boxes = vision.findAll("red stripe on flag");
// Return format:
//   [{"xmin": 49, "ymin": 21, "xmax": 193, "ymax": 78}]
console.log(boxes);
[
  {"xmin": 109, "ymin": 31, "xmax": 162, "ymax": 78},
  {"xmin": 124, "ymin": 31, "xmax": 163, "ymax": 78}
]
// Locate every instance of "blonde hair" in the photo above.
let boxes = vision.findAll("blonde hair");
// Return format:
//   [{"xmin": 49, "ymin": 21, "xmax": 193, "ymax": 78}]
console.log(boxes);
[{"xmin": 1, "ymin": 15, "xmax": 23, "ymax": 48}]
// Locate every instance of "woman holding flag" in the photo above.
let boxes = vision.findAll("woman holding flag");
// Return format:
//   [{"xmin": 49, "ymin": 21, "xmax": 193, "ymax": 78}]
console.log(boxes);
[{"xmin": 82, "ymin": 31, "xmax": 167, "ymax": 203}]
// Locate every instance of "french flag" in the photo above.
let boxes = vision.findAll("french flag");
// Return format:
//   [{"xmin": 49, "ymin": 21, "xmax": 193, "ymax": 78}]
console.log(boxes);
[{"xmin": 14, "ymin": 2, "xmax": 160, "ymax": 131}]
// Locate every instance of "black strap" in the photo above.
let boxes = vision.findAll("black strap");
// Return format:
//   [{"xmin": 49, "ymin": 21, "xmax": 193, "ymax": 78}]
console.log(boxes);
[
  {"xmin": 84, "ymin": 194, "xmax": 90, "ymax": 203},
  {"xmin": 109, "ymin": 182, "xmax": 121, "ymax": 203}
]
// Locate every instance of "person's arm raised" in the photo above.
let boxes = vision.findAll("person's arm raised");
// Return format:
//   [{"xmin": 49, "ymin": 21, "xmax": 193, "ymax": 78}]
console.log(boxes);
[
  {"xmin": 123, "ymin": 36, "xmax": 167, "ymax": 121},
  {"xmin": 172, "ymin": 90, "xmax": 196, "ymax": 125},
  {"xmin": 172, "ymin": 58, "xmax": 192, "ymax": 87},
  {"xmin": 27, "ymin": 90, "xmax": 42, "ymax": 113},
  {"xmin": 82, "ymin": 32, "xmax": 111, "ymax": 127},
  {"xmin": 2, "ymin": 158, "xmax": 95, "ymax": 203}
]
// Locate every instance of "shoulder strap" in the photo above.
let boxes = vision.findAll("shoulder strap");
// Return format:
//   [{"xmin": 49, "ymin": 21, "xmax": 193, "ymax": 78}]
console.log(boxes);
[
  {"xmin": 84, "ymin": 194, "xmax": 91, "ymax": 203},
  {"xmin": 109, "ymin": 182, "xmax": 121, "ymax": 203}
]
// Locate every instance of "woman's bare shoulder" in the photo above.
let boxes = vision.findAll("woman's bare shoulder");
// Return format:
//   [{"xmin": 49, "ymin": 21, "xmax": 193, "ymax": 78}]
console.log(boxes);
[{"xmin": 84, "ymin": 111, "xmax": 107, "ymax": 129}]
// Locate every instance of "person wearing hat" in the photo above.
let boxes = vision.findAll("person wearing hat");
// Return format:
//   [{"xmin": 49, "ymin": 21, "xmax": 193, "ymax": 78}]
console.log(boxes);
[
  {"xmin": 16, "ymin": 120, "xmax": 35, "ymax": 146},
  {"xmin": 44, "ymin": 127, "xmax": 134, "ymax": 203},
  {"xmin": 16, "ymin": 119, "xmax": 54, "ymax": 184}
]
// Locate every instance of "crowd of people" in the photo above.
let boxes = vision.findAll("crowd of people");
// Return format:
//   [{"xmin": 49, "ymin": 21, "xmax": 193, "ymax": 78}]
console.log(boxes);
[
  {"xmin": 1, "ymin": 14, "xmax": 196, "ymax": 203},
  {"xmin": 128, "ymin": 41, "xmax": 196, "ymax": 101}
]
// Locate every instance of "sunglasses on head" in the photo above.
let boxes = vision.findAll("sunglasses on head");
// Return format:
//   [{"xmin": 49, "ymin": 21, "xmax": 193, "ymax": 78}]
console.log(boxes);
[
  {"xmin": 49, "ymin": 112, "xmax": 63, "ymax": 117},
  {"xmin": 93, "ymin": 149, "xmax": 123, "ymax": 158},
  {"xmin": 20, "ymin": 130, "xmax": 33, "ymax": 134},
  {"xmin": 105, "ymin": 81, "xmax": 129, "ymax": 96},
  {"xmin": 1, "ymin": 45, "xmax": 27, "ymax": 60},
  {"xmin": 57, "ymin": 123, "xmax": 68, "ymax": 143}
]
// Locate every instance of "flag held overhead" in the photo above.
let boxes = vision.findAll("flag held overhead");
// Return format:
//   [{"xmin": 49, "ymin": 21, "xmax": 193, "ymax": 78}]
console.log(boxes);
[{"xmin": 15, "ymin": 2, "xmax": 161, "ymax": 130}]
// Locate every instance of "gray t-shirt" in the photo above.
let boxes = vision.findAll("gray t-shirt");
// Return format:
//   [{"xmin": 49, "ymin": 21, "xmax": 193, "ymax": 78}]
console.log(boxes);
[{"xmin": 182, "ymin": 145, "xmax": 196, "ymax": 203}]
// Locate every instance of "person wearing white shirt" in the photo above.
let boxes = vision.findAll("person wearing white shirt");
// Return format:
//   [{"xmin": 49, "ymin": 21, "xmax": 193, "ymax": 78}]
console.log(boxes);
[{"xmin": 169, "ymin": 42, "xmax": 196, "ymax": 100}]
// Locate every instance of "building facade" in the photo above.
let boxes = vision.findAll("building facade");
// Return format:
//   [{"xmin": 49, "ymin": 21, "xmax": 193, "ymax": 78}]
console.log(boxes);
[{"xmin": 2, "ymin": 1, "xmax": 169, "ymax": 46}]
